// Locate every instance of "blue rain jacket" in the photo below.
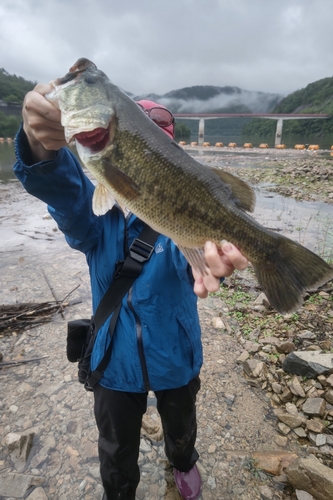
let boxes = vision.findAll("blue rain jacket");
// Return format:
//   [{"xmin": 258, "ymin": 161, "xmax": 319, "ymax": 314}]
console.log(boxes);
[{"xmin": 14, "ymin": 127, "xmax": 203, "ymax": 392}]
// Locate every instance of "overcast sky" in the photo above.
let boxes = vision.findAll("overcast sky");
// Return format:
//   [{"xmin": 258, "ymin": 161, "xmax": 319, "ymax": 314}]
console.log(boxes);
[{"xmin": 2, "ymin": 0, "xmax": 333, "ymax": 98}]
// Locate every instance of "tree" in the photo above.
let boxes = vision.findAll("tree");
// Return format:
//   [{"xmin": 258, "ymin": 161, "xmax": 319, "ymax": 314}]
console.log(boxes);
[
  {"xmin": 0, "ymin": 112, "xmax": 21, "ymax": 138},
  {"xmin": 3, "ymin": 94, "xmax": 20, "ymax": 105},
  {"xmin": 175, "ymin": 123, "xmax": 191, "ymax": 141}
]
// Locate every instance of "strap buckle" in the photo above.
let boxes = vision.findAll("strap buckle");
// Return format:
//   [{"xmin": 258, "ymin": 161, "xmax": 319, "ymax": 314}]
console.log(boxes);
[
  {"xmin": 84, "ymin": 370, "xmax": 103, "ymax": 392},
  {"xmin": 129, "ymin": 238, "xmax": 154, "ymax": 263}
]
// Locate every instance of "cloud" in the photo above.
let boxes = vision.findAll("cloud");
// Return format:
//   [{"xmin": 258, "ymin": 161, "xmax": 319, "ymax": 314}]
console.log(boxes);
[{"xmin": 1, "ymin": 0, "xmax": 333, "ymax": 96}]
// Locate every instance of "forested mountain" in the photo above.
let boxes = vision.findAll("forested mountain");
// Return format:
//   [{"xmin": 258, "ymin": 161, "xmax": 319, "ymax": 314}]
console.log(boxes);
[
  {"xmin": 0, "ymin": 68, "xmax": 35, "ymax": 104},
  {"xmin": 135, "ymin": 85, "xmax": 282, "ymax": 140},
  {"xmin": 243, "ymin": 77, "xmax": 333, "ymax": 140},
  {"xmin": 0, "ymin": 69, "xmax": 35, "ymax": 137},
  {"xmin": 135, "ymin": 85, "xmax": 281, "ymax": 114}
]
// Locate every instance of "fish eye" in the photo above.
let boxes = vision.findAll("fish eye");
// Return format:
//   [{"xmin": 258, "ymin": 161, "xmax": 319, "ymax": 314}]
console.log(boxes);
[{"xmin": 85, "ymin": 76, "xmax": 97, "ymax": 84}]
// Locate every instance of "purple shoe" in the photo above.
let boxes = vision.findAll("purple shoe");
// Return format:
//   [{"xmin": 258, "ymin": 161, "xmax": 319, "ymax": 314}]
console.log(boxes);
[{"xmin": 173, "ymin": 464, "xmax": 201, "ymax": 500}]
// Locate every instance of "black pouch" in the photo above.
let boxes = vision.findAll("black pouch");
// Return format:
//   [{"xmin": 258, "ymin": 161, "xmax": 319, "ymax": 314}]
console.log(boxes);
[
  {"xmin": 66, "ymin": 318, "xmax": 93, "ymax": 363},
  {"xmin": 77, "ymin": 325, "xmax": 96, "ymax": 386}
]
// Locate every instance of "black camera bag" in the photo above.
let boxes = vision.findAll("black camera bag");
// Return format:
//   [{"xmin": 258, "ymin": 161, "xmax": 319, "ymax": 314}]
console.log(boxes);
[{"xmin": 67, "ymin": 318, "xmax": 93, "ymax": 363}]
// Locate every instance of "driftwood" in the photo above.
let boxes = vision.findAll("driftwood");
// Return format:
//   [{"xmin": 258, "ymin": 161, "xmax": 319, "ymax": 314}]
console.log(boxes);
[
  {"xmin": 0, "ymin": 356, "xmax": 49, "ymax": 368},
  {"xmin": 0, "ymin": 285, "xmax": 81, "ymax": 336}
]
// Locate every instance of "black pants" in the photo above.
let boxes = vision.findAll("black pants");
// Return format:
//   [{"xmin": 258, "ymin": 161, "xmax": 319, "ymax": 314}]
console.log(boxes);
[{"xmin": 93, "ymin": 376, "xmax": 200, "ymax": 500}]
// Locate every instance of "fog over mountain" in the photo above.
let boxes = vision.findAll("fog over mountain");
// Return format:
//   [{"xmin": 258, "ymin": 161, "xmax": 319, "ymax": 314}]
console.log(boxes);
[{"xmin": 133, "ymin": 85, "xmax": 283, "ymax": 114}]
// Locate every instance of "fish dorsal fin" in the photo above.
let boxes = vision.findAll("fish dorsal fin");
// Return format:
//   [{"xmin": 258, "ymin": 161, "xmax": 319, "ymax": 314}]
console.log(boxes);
[
  {"xmin": 211, "ymin": 168, "xmax": 256, "ymax": 212},
  {"xmin": 92, "ymin": 183, "xmax": 116, "ymax": 216},
  {"xmin": 102, "ymin": 159, "xmax": 141, "ymax": 201},
  {"xmin": 177, "ymin": 245, "xmax": 208, "ymax": 276}
]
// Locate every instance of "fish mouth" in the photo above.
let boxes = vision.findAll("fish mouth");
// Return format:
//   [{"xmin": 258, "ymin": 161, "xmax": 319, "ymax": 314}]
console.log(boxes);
[{"xmin": 74, "ymin": 127, "xmax": 110, "ymax": 153}]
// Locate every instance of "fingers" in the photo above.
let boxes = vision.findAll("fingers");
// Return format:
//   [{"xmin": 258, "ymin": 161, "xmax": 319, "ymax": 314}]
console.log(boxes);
[
  {"xmin": 192, "ymin": 269, "xmax": 209, "ymax": 298},
  {"xmin": 219, "ymin": 240, "xmax": 248, "ymax": 274},
  {"xmin": 192, "ymin": 241, "xmax": 249, "ymax": 298},
  {"xmin": 34, "ymin": 83, "xmax": 54, "ymax": 96},
  {"xmin": 22, "ymin": 84, "xmax": 66, "ymax": 153},
  {"xmin": 204, "ymin": 240, "xmax": 248, "ymax": 277}
]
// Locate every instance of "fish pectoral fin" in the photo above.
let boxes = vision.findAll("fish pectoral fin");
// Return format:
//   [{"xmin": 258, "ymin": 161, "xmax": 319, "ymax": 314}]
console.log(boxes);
[
  {"xmin": 211, "ymin": 168, "xmax": 256, "ymax": 212},
  {"xmin": 102, "ymin": 159, "xmax": 141, "ymax": 200},
  {"xmin": 177, "ymin": 245, "xmax": 209, "ymax": 276},
  {"xmin": 92, "ymin": 183, "xmax": 116, "ymax": 216}
]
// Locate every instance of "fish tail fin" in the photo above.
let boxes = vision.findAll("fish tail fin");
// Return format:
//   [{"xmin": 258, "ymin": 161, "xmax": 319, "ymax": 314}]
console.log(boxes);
[{"xmin": 253, "ymin": 235, "xmax": 333, "ymax": 314}]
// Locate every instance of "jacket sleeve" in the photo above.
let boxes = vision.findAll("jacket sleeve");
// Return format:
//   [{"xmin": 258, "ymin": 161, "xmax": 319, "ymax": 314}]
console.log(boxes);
[{"xmin": 13, "ymin": 125, "xmax": 103, "ymax": 253}]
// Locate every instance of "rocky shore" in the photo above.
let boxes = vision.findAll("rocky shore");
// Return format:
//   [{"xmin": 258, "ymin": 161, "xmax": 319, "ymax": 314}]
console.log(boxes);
[{"xmin": 1, "ymin": 149, "xmax": 333, "ymax": 500}]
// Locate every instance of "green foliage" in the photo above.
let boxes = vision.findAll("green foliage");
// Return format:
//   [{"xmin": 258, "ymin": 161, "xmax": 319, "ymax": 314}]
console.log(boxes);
[
  {"xmin": 177, "ymin": 116, "xmax": 254, "ymax": 141},
  {"xmin": 0, "ymin": 68, "xmax": 35, "ymax": 138},
  {"xmin": 243, "ymin": 76, "xmax": 333, "ymax": 140},
  {"xmin": 244, "ymin": 116, "xmax": 333, "ymax": 139},
  {"xmin": 0, "ymin": 111, "xmax": 21, "ymax": 138},
  {"xmin": 274, "ymin": 77, "xmax": 333, "ymax": 114},
  {"xmin": 242, "ymin": 118, "xmax": 276, "ymax": 138},
  {"xmin": 0, "ymin": 68, "xmax": 35, "ymax": 104},
  {"xmin": 175, "ymin": 122, "xmax": 191, "ymax": 140}
]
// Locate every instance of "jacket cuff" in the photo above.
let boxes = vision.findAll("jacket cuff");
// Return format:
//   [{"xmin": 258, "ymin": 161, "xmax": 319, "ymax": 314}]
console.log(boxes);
[{"xmin": 14, "ymin": 124, "xmax": 60, "ymax": 172}]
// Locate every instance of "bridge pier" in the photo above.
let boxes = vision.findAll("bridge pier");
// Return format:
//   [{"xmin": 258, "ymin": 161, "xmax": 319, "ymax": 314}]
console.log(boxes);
[
  {"xmin": 275, "ymin": 118, "xmax": 283, "ymax": 146},
  {"xmin": 198, "ymin": 118, "xmax": 205, "ymax": 146}
]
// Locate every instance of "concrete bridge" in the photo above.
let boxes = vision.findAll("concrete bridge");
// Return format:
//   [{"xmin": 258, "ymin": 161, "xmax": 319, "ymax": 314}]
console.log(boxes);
[{"xmin": 173, "ymin": 113, "xmax": 331, "ymax": 146}]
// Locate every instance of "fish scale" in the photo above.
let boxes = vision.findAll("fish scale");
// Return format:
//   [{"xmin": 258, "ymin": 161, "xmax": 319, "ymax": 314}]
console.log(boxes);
[{"xmin": 46, "ymin": 58, "xmax": 333, "ymax": 314}]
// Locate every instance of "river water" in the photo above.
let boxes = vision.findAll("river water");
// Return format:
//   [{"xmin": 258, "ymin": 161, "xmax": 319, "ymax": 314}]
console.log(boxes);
[{"xmin": 1, "ymin": 141, "xmax": 333, "ymax": 259}]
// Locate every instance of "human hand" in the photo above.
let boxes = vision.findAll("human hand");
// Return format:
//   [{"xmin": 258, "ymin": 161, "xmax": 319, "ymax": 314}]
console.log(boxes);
[
  {"xmin": 22, "ymin": 83, "xmax": 66, "ymax": 163},
  {"xmin": 193, "ymin": 240, "xmax": 248, "ymax": 298}
]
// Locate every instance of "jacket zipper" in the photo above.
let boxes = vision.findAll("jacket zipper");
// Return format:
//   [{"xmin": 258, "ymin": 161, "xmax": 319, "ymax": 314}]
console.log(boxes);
[{"xmin": 127, "ymin": 286, "xmax": 151, "ymax": 392}]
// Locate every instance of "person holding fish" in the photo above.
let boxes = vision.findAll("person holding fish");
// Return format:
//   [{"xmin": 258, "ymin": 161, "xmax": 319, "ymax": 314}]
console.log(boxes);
[{"xmin": 14, "ymin": 83, "xmax": 248, "ymax": 500}]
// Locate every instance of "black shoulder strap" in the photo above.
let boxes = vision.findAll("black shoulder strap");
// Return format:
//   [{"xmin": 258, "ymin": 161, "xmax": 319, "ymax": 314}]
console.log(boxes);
[
  {"xmin": 85, "ymin": 223, "xmax": 159, "ymax": 390},
  {"xmin": 94, "ymin": 223, "xmax": 159, "ymax": 332}
]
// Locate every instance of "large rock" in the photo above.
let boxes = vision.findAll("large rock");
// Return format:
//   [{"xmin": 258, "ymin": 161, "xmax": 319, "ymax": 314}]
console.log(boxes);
[
  {"xmin": 296, "ymin": 491, "xmax": 315, "ymax": 500},
  {"xmin": 302, "ymin": 398, "xmax": 326, "ymax": 418},
  {"xmin": 141, "ymin": 406, "xmax": 163, "ymax": 441},
  {"xmin": 4, "ymin": 431, "xmax": 34, "ymax": 459},
  {"xmin": 243, "ymin": 359, "xmax": 268, "ymax": 378},
  {"xmin": 274, "ymin": 409, "xmax": 306, "ymax": 429},
  {"xmin": 26, "ymin": 488, "xmax": 48, "ymax": 500},
  {"xmin": 282, "ymin": 351, "xmax": 333, "ymax": 378},
  {"xmin": 286, "ymin": 455, "xmax": 333, "ymax": 500},
  {"xmin": 289, "ymin": 375, "xmax": 306, "ymax": 397},
  {"xmin": 252, "ymin": 451, "xmax": 298, "ymax": 475},
  {"xmin": 0, "ymin": 473, "xmax": 44, "ymax": 498},
  {"xmin": 3, "ymin": 431, "xmax": 34, "ymax": 472}
]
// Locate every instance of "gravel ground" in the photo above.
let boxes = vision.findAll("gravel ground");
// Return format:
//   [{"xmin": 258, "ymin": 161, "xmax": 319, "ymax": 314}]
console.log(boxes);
[{"xmin": 1, "ymin": 147, "xmax": 332, "ymax": 499}]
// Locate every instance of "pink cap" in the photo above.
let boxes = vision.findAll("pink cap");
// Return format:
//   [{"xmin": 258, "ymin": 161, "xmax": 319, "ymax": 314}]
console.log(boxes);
[{"xmin": 136, "ymin": 99, "xmax": 174, "ymax": 140}]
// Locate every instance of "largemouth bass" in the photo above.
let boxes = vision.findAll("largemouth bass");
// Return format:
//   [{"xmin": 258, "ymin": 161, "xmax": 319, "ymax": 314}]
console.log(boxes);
[{"xmin": 46, "ymin": 58, "xmax": 333, "ymax": 314}]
